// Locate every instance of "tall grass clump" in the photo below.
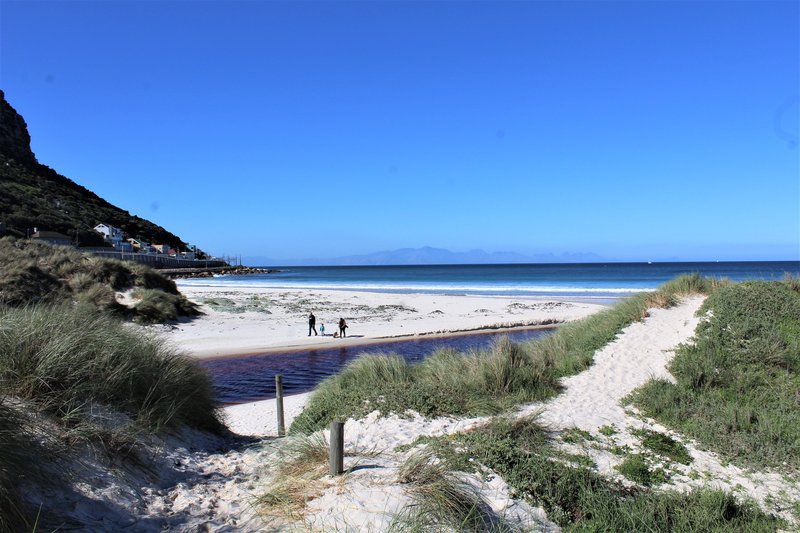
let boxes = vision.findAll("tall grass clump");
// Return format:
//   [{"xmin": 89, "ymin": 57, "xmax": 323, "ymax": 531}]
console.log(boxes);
[
  {"xmin": 257, "ymin": 432, "xmax": 330, "ymax": 521},
  {"xmin": 0, "ymin": 237, "xmax": 192, "ymax": 323},
  {"xmin": 632, "ymin": 280, "xmax": 800, "ymax": 470},
  {"xmin": 132, "ymin": 288, "xmax": 199, "ymax": 324},
  {"xmin": 392, "ymin": 448, "xmax": 501, "ymax": 531},
  {"xmin": 432, "ymin": 417, "xmax": 779, "ymax": 531},
  {"xmin": 292, "ymin": 275, "xmax": 720, "ymax": 433},
  {"xmin": 0, "ymin": 401, "xmax": 46, "ymax": 533},
  {"xmin": 0, "ymin": 305, "xmax": 222, "ymax": 433}
]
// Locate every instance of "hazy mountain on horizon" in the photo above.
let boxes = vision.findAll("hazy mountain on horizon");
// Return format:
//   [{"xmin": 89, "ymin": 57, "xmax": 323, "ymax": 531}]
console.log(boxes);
[{"xmin": 244, "ymin": 246, "xmax": 604, "ymax": 267}]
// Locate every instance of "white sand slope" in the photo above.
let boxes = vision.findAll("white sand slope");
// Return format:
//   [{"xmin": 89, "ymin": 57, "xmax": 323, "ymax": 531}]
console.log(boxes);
[
  {"xmin": 223, "ymin": 392, "xmax": 310, "ymax": 437},
  {"xmin": 520, "ymin": 295, "xmax": 706, "ymax": 429}
]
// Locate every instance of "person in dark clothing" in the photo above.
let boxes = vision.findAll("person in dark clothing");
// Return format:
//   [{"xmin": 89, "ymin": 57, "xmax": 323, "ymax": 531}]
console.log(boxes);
[
  {"xmin": 308, "ymin": 312, "xmax": 317, "ymax": 336},
  {"xmin": 338, "ymin": 317, "xmax": 347, "ymax": 338}
]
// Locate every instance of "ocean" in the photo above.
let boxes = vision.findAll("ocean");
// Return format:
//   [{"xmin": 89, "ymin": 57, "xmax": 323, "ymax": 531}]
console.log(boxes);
[{"xmin": 179, "ymin": 261, "xmax": 799, "ymax": 299}]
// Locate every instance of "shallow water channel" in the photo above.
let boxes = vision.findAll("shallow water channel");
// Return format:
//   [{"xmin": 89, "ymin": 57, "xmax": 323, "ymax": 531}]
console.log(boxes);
[{"xmin": 201, "ymin": 327, "xmax": 554, "ymax": 404}]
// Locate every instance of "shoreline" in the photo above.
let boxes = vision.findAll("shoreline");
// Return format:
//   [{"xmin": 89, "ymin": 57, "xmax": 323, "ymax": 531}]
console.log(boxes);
[
  {"xmin": 198, "ymin": 321, "xmax": 560, "ymax": 361},
  {"xmin": 161, "ymin": 284, "xmax": 606, "ymax": 359}
]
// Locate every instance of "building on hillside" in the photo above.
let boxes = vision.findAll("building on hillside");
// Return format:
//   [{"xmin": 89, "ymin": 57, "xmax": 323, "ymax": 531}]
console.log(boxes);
[
  {"xmin": 127, "ymin": 238, "xmax": 155, "ymax": 253},
  {"xmin": 179, "ymin": 251, "xmax": 196, "ymax": 260},
  {"xmin": 31, "ymin": 229, "xmax": 72, "ymax": 246},
  {"xmin": 114, "ymin": 241, "xmax": 134, "ymax": 252},
  {"xmin": 94, "ymin": 223, "xmax": 125, "ymax": 247},
  {"xmin": 152, "ymin": 244, "xmax": 170, "ymax": 254}
]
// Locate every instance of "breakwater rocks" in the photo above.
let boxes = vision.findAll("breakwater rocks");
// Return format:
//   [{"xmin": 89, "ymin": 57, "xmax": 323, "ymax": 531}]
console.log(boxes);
[{"xmin": 167, "ymin": 266, "xmax": 279, "ymax": 279}]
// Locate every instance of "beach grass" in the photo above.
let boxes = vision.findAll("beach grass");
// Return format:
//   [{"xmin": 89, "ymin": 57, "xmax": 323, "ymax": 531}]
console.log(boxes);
[
  {"xmin": 417, "ymin": 416, "xmax": 780, "ymax": 531},
  {"xmin": 392, "ymin": 447, "xmax": 501, "ymax": 531},
  {"xmin": 631, "ymin": 279, "xmax": 800, "ymax": 471},
  {"xmin": 0, "ymin": 401, "xmax": 48, "ymax": 533},
  {"xmin": 291, "ymin": 274, "xmax": 720, "ymax": 433},
  {"xmin": 257, "ymin": 432, "xmax": 331, "ymax": 521},
  {"xmin": 0, "ymin": 304, "xmax": 222, "ymax": 433}
]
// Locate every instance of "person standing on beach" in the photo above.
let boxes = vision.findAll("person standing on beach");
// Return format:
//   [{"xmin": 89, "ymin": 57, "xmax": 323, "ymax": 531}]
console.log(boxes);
[
  {"xmin": 338, "ymin": 317, "xmax": 347, "ymax": 338},
  {"xmin": 308, "ymin": 312, "xmax": 317, "ymax": 336},
  {"xmin": 320, "ymin": 323, "xmax": 326, "ymax": 336}
]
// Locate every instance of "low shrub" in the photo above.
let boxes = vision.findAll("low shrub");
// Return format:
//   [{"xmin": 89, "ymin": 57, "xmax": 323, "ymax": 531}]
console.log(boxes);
[
  {"xmin": 633, "ymin": 281, "xmax": 800, "ymax": 470},
  {"xmin": 132, "ymin": 288, "xmax": 199, "ymax": 324},
  {"xmin": 433, "ymin": 417, "xmax": 779, "ymax": 531}
]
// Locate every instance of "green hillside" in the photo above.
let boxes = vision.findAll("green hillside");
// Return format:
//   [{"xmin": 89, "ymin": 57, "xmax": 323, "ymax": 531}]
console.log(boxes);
[{"xmin": 0, "ymin": 90, "xmax": 185, "ymax": 248}]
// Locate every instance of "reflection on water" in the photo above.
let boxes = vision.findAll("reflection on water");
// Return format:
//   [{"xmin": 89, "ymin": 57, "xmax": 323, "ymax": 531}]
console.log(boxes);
[{"xmin": 201, "ymin": 328, "xmax": 553, "ymax": 404}]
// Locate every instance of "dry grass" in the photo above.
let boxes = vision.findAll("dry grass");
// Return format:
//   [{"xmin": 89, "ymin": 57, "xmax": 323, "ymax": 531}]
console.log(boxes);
[{"xmin": 257, "ymin": 432, "xmax": 331, "ymax": 521}]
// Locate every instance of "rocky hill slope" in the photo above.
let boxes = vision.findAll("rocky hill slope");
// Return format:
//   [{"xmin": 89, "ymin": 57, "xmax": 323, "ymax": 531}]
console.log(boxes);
[{"xmin": 0, "ymin": 90, "xmax": 185, "ymax": 248}]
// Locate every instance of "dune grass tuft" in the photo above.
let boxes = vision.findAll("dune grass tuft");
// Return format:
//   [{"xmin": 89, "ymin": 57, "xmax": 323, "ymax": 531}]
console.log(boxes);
[
  {"xmin": 393, "ymin": 448, "xmax": 501, "ymax": 531},
  {"xmin": 0, "ymin": 304, "xmax": 222, "ymax": 433},
  {"xmin": 632, "ymin": 280, "xmax": 800, "ymax": 470},
  {"xmin": 257, "ymin": 432, "xmax": 330, "ymax": 521},
  {"xmin": 131, "ymin": 288, "xmax": 199, "ymax": 323},
  {"xmin": 430, "ymin": 417, "xmax": 779, "ymax": 531},
  {"xmin": 292, "ymin": 275, "xmax": 720, "ymax": 433},
  {"xmin": 0, "ymin": 401, "xmax": 48, "ymax": 533}
]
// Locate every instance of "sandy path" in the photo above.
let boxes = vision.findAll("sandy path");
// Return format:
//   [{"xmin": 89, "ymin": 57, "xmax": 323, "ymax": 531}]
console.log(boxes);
[
  {"xmin": 163, "ymin": 285, "xmax": 604, "ymax": 358},
  {"xmin": 519, "ymin": 295, "xmax": 706, "ymax": 428},
  {"xmin": 517, "ymin": 296, "xmax": 800, "ymax": 523}
]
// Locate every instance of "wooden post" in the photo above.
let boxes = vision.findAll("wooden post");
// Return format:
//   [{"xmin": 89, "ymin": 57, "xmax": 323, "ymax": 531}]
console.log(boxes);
[
  {"xmin": 275, "ymin": 374, "xmax": 285, "ymax": 437},
  {"xmin": 329, "ymin": 421, "xmax": 344, "ymax": 475}
]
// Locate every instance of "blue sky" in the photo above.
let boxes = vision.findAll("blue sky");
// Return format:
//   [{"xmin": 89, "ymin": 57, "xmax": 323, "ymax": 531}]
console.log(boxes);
[{"xmin": 2, "ymin": 1, "xmax": 798, "ymax": 261}]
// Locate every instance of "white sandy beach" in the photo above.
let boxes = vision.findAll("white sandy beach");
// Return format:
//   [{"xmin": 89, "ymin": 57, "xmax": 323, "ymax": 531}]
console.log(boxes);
[{"xmin": 162, "ymin": 284, "xmax": 606, "ymax": 358}]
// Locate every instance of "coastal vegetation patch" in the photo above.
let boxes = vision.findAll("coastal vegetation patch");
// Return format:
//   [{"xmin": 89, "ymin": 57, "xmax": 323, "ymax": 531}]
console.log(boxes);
[
  {"xmin": 632, "ymin": 279, "xmax": 800, "ymax": 471},
  {"xmin": 291, "ymin": 274, "xmax": 721, "ymax": 433},
  {"xmin": 0, "ymin": 237, "xmax": 198, "ymax": 322},
  {"xmin": 412, "ymin": 417, "xmax": 780, "ymax": 531}
]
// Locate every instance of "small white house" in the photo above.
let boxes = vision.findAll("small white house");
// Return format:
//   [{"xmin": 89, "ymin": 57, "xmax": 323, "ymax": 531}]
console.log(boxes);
[{"xmin": 94, "ymin": 223, "xmax": 124, "ymax": 246}]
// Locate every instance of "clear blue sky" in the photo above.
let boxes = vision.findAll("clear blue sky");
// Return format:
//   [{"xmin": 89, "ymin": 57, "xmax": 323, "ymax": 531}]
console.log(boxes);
[{"xmin": 2, "ymin": 1, "xmax": 798, "ymax": 261}]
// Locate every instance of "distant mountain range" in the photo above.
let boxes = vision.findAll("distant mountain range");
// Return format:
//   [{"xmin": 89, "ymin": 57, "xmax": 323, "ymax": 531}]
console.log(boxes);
[
  {"xmin": 245, "ymin": 246, "xmax": 604, "ymax": 266},
  {"xmin": 0, "ymin": 91, "xmax": 186, "ymax": 248}
]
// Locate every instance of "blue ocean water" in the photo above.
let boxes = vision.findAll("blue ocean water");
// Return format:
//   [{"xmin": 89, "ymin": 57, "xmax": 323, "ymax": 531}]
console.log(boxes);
[{"xmin": 180, "ymin": 261, "xmax": 799, "ymax": 298}]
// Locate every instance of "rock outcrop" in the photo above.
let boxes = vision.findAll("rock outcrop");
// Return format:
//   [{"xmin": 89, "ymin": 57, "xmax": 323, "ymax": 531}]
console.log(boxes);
[{"xmin": 0, "ymin": 90, "xmax": 36, "ymax": 165}]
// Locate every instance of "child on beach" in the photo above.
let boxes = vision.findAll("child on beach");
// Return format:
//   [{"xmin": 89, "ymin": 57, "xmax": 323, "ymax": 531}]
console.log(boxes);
[{"xmin": 320, "ymin": 323, "xmax": 326, "ymax": 336}]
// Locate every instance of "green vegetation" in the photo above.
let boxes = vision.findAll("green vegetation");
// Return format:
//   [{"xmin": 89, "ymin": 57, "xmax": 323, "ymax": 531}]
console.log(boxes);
[
  {"xmin": 632, "ymin": 280, "xmax": 800, "ymax": 470},
  {"xmin": 0, "ymin": 237, "xmax": 198, "ymax": 322},
  {"xmin": 132, "ymin": 288, "xmax": 199, "ymax": 323},
  {"xmin": 392, "ymin": 448, "xmax": 500, "ymax": 531},
  {"xmin": 615, "ymin": 453, "xmax": 667, "ymax": 486},
  {"xmin": 292, "ymin": 274, "xmax": 720, "ymax": 433},
  {"xmin": 257, "ymin": 432, "xmax": 332, "ymax": 522},
  {"xmin": 633, "ymin": 428, "xmax": 693, "ymax": 465},
  {"xmin": 200, "ymin": 295, "xmax": 272, "ymax": 314},
  {"xmin": 423, "ymin": 417, "xmax": 780, "ymax": 531},
  {"xmin": 0, "ymin": 401, "xmax": 46, "ymax": 533},
  {"xmin": 0, "ymin": 303, "xmax": 223, "ymax": 529},
  {"xmin": 0, "ymin": 305, "xmax": 222, "ymax": 432}
]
